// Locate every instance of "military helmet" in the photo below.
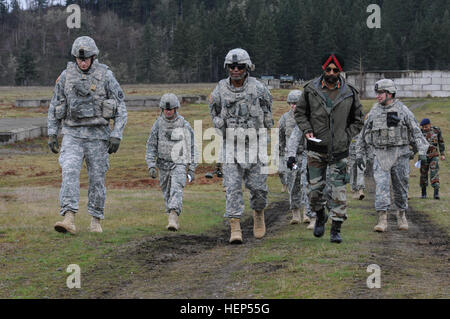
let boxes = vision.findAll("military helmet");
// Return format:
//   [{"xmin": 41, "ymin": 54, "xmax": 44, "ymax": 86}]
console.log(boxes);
[
  {"xmin": 159, "ymin": 93, "xmax": 180, "ymax": 110},
  {"xmin": 287, "ymin": 90, "xmax": 303, "ymax": 103},
  {"xmin": 224, "ymin": 48, "xmax": 255, "ymax": 71},
  {"xmin": 71, "ymin": 36, "xmax": 99, "ymax": 59},
  {"xmin": 374, "ymin": 79, "xmax": 397, "ymax": 94}
]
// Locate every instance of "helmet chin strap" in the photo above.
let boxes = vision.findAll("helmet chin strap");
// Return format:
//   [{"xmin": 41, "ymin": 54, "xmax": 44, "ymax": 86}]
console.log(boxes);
[{"xmin": 380, "ymin": 91, "xmax": 393, "ymax": 106}]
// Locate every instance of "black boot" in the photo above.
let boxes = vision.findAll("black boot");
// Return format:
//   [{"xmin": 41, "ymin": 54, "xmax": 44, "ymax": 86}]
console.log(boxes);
[
  {"xmin": 313, "ymin": 209, "xmax": 328, "ymax": 238},
  {"xmin": 434, "ymin": 188, "xmax": 440, "ymax": 200},
  {"xmin": 330, "ymin": 221, "xmax": 342, "ymax": 243},
  {"xmin": 421, "ymin": 186, "xmax": 427, "ymax": 199}
]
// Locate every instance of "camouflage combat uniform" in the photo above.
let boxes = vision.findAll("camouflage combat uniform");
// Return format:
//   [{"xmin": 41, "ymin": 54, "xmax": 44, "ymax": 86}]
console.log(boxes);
[
  {"xmin": 287, "ymin": 126, "xmax": 314, "ymax": 217},
  {"xmin": 348, "ymin": 131, "xmax": 365, "ymax": 192},
  {"xmin": 357, "ymin": 100, "xmax": 429, "ymax": 212},
  {"xmin": 47, "ymin": 59, "xmax": 127, "ymax": 220},
  {"xmin": 209, "ymin": 76, "xmax": 273, "ymax": 219},
  {"xmin": 420, "ymin": 126, "xmax": 445, "ymax": 190},
  {"xmin": 294, "ymin": 76, "xmax": 364, "ymax": 222},
  {"xmin": 145, "ymin": 114, "xmax": 197, "ymax": 216},
  {"xmin": 278, "ymin": 109, "xmax": 297, "ymax": 187}
]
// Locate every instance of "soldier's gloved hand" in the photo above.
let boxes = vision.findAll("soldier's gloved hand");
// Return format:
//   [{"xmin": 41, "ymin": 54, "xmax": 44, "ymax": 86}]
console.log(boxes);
[
  {"xmin": 48, "ymin": 135, "xmax": 59, "ymax": 154},
  {"xmin": 356, "ymin": 157, "xmax": 366, "ymax": 171},
  {"xmin": 418, "ymin": 155, "xmax": 427, "ymax": 162},
  {"xmin": 149, "ymin": 167, "xmax": 157, "ymax": 179},
  {"xmin": 107, "ymin": 137, "xmax": 121, "ymax": 154},
  {"xmin": 287, "ymin": 156, "xmax": 296, "ymax": 170},
  {"xmin": 187, "ymin": 170, "xmax": 195, "ymax": 183},
  {"xmin": 409, "ymin": 151, "xmax": 416, "ymax": 160}
]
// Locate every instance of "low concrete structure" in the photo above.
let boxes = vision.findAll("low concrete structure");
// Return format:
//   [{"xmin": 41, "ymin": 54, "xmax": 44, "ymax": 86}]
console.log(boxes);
[
  {"xmin": 15, "ymin": 94, "xmax": 208, "ymax": 109},
  {"xmin": 346, "ymin": 70, "xmax": 450, "ymax": 98},
  {"xmin": 0, "ymin": 117, "xmax": 48, "ymax": 144}
]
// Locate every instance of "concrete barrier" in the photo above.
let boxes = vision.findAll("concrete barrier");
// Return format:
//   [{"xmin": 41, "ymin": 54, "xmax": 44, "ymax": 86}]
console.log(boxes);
[
  {"xmin": 0, "ymin": 118, "xmax": 48, "ymax": 144},
  {"xmin": 346, "ymin": 70, "xmax": 450, "ymax": 98}
]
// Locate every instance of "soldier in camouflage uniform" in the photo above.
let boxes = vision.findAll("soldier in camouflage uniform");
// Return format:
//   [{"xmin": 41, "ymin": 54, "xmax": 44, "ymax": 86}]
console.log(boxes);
[
  {"xmin": 287, "ymin": 125, "xmax": 316, "ymax": 229},
  {"xmin": 294, "ymin": 52, "xmax": 364, "ymax": 243},
  {"xmin": 146, "ymin": 93, "xmax": 197, "ymax": 231},
  {"xmin": 419, "ymin": 118, "xmax": 446, "ymax": 200},
  {"xmin": 209, "ymin": 48, "xmax": 273, "ymax": 244},
  {"xmin": 48, "ymin": 36, "xmax": 127, "ymax": 234},
  {"xmin": 356, "ymin": 79, "xmax": 429, "ymax": 232},
  {"xmin": 348, "ymin": 131, "xmax": 366, "ymax": 200}
]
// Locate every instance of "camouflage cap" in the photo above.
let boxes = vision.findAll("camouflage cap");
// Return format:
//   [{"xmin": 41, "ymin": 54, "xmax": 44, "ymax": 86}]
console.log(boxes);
[
  {"xmin": 159, "ymin": 93, "xmax": 181, "ymax": 109},
  {"xmin": 287, "ymin": 90, "xmax": 303, "ymax": 103},
  {"xmin": 71, "ymin": 36, "xmax": 99, "ymax": 58},
  {"xmin": 374, "ymin": 79, "xmax": 397, "ymax": 94},
  {"xmin": 224, "ymin": 48, "xmax": 255, "ymax": 71}
]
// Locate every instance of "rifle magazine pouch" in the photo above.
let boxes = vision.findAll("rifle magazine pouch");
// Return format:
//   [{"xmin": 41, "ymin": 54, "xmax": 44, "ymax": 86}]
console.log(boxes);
[
  {"xmin": 102, "ymin": 99, "xmax": 117, "ymax": 119},
  {"xmin": 54, "ymin": 100, "xmax": 67, "ymax": 120}
]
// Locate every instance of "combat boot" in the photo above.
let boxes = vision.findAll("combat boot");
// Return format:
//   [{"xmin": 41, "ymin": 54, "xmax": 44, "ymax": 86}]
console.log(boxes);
[
  {"xmin": 330, "ymin": 220, "xmax": 342, "ymax": 243},
  {"xmin": 358, "ymin": 189, "xmax": 365, "ymax": 200},
  {"xmin": 374, "ymin": 211, "xmax": 388, "ymax": 232},
  {"xmin": 89, "ymin": 216, "xmax": 103, "ymax": 233},
  {"xmin": 167, "ymin": 210, "xmax": 179, "ymax": 231},
  {"xmin": 253, "ymin": 210, "xmax": 266, "ymax": 239},
  {"xmin": 421, "ymin": 186, "xmax": 427, "ymax": 199},
  {"xmin": 434, "ymin": 188, "xmax": 440, "ymax": 200},
  {"xmin": 313, "ymin": 209, "xmax": 328, "ymax": 238},
  {"xmin": 307, "ymin": 217, "xmax": 316, "ymax": 230},
  {"xmin": 229, "ymin": 218, "xmax": 243, "ymax": 244},
  {"xmin": 290, "ymin": 209, "xmax": 301, "ymax": 224},
  {"xmin": 54, "ymin": 211, "xmax": 76, "ymax": 234},
  {"xmin": 302, "ymin": 208, "xmax": 311, "ymax": 224},
  {"xmin": 396, "ymin": 210, "xmax": 409, "ymax": 231}
]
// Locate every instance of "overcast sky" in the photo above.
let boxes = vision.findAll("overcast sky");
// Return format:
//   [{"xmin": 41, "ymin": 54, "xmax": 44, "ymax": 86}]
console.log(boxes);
[{"xmin": 10, "ymin": 0, "xmax": 67, "ymax": 10}]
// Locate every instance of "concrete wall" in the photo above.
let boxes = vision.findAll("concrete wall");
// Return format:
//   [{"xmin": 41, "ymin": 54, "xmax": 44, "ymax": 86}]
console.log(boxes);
[{"xmin": 346, "ymin": 70, "xmax": 450, "ymax": 98}]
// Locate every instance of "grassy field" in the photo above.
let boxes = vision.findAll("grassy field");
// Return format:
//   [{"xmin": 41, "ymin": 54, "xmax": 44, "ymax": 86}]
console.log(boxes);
[{"xmin": 0, "ymin": 85, "xmax": 448, "ymax": 299}]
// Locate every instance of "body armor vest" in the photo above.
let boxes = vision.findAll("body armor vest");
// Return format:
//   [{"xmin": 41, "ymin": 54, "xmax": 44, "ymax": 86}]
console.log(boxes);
[
  {"xmin": 284, "ymin": 110, "xmax": 297, "ymax": 141},
  {"xmin": 368, "ymin": 101, "xmax": 410, "ymax": 148},
  {"xmin": 63, "ymin": 62, "xmax": 109, "ymax": 127},
  {"xmin": 218, "ymin": 77, "xmax": 265, "ymax": 131},
  {"xmin": 157, "ymin": 115, "xmax": 186, "ymax": 162}
]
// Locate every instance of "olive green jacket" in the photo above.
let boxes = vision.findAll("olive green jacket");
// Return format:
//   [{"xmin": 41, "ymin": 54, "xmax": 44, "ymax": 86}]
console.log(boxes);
[{"xmin": 294, "ymin": 75, "xmax": 364, "ymax": 160}]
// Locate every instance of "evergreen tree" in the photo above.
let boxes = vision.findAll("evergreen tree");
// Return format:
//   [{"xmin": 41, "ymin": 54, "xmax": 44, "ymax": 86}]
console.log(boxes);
[
  {"xmin": 137, "ymin": 20, "xmax": 160, "ymax": 83},
  {"xmin": 15, "ymin": 39, "xmax": 37, "ymax": 86}
]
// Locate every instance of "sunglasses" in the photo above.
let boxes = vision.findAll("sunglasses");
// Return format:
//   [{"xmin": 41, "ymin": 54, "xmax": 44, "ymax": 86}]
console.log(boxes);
[
  {"xmin": 228, "ymin": 64, "xmax": 246, "ymax": 70},
  {"xmin": 325, "ymin": 67, "xmax": 340, "ymax": 73}
]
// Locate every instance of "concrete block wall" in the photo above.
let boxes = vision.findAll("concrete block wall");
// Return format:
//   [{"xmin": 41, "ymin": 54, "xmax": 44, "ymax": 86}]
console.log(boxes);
[{"xmin": 346, "ymin": 70, "xmax": 450, "ymax": 98}]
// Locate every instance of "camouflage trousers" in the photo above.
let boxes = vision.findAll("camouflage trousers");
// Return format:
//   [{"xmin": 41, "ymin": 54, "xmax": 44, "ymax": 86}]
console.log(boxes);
[
  {"xmin": 286, "ymin": 154, "xmax": 314, "ymax": 217},
  {"xmin": 158, "ymin": 164, "xmax": 187, "ymax": 215},
  {"xmin": 278, "ymin": 156, "xmax": 288, "ymax": 186},
  {"xmin": 307, "ymin": 151, "xmax": 348, "ymax": 222},
  {"xmin": 59, "ymin": 134, "xmax": 109, "ymax": 219},
  {"xmin": 347, "ymin": 156, "xmax": 365, "ymax": 191},
  {"xmin": 223, "ymin": 162, "xmax": 268, "ymax": 219},
  {"xmin": 420, "ymin": 156, "xmax": 440, "ymax": 189},
  {"xmin": 373, "ymin": 155, "xmax": 409, "ymax": 211}
]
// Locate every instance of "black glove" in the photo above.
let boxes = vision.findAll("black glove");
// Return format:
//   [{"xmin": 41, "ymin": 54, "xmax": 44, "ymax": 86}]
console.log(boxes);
[
  {"xmin": 356, "ymin": 157, "xmax": 365, "ymax": 171},
  {"xmin": 48, "ymin": 135, "xmax": 59, "ymax": 154},
  {"xmin": 107, "ymin": 137, "xmax": 121, "ymax": 154},
  {"xmin": 387, "ymin": 112, "xmax": 401, "ymax": 127},
  {"xmin": 287, "ymin": 156, "xmax": 296, "ymax": 170},
  {"xmin": 149, "ymin": 167, "xmax": 157, "ymax": 179}
]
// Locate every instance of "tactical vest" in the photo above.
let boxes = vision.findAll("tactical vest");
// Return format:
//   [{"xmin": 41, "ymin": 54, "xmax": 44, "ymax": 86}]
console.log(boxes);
[
  {"xmin": 368, "ymin": 101, "xmax": 410, "ymax": 148},
  {"xmin": 218, "ymin": 77, "xmax": 265, "ymax": 131},
  {"xmin": 63, "ymin": 62, "xmax": 109, "ymax": 127},
  {"xmin": 283, "ymin": 110, "xmax": 297, "ymax": 140},
  {"xmin": 157, "ymin": 115, "xmax": 187, "ymax": 162}
]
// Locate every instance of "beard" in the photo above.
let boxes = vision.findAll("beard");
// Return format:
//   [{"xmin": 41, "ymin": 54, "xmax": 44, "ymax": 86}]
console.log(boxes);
[{"xmin": 324, "ymin": 74, "xmax": 339, "ymax": 84}]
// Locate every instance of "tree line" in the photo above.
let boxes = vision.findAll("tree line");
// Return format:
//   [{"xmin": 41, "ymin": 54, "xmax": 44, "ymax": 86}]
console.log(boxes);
[{"xmin": 0, "ymin": 0, "xmax": 449, "ymax": 86}]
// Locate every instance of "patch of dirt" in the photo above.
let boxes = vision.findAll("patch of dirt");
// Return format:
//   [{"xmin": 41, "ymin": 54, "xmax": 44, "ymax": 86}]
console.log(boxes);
[{"xmin": 344, "ymin": 177, "xmax": 450, "ymax": 298}]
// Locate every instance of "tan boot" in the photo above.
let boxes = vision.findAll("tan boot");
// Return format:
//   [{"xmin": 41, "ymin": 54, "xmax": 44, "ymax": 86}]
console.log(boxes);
[
  {"xmin": 229, "ymin": 218, "xmax": 243, "ymax": 244},
  {"xmin": 374, "ymin": 211, "xmax": 388, "ymax": 232},
  {"xmin": 167, "ymin": 210, "xmax": 179, "ymax": 231},
  {"xmin": 54, "ymin": 211, "xmax": 76, "ymax": 234},
  {"xmin": 358, "ymin": 189, "xmax": 365, "ymax": 200},
  {"xmin": 253, "ymin": 210, "xmax": 266, "ymax": 239},
  {"xmin": 302, "ymin": 208, "xmax": 311, "ymax": 224},
  {"xmin": 89, "ymin": 217, "xmax": 103, "ymax": 233},
  {"xmin": 290, "ymin": 209, "xmax": 301, "ymax": 224},
  {"xmin": 307, "ymin": 217, "xmax": 316, "ymax": 230},
  {"xmin": 396, "ymin": 210, "xmax": 409, "ymax": 230}
]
